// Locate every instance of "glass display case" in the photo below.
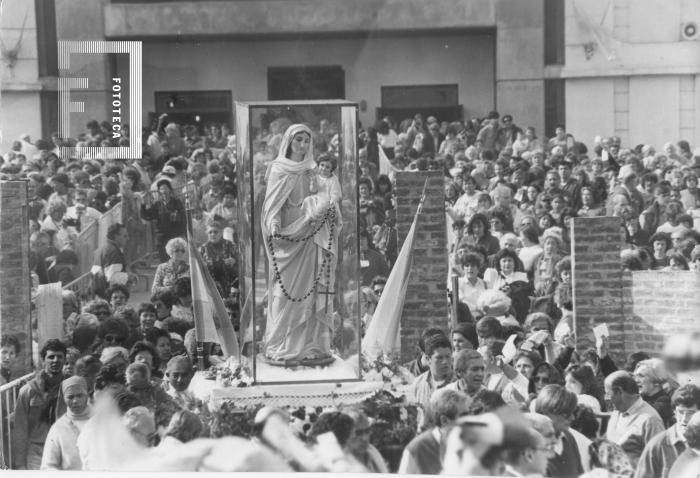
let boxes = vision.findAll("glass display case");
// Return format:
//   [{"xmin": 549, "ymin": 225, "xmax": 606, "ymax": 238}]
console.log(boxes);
[{"xmin": 235, "ymin": 100, "xmax": 361, "ymax": 384}]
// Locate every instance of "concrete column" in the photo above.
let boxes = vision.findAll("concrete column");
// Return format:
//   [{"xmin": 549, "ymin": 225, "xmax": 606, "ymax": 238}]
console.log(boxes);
[
  {"xmin": 0, "ymin": 181, "xmax": 33, "ymax": 376},
  {"xmin": 495, "ymin": 0, "xmax": 545, "ymax": 135}
]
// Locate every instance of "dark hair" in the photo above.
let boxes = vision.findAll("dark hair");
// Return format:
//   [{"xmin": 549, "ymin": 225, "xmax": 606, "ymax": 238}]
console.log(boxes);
[
  {"xmin": 668, "ymin": 252, "xmax": 689, "ymax": 270},
  {"xmin": 570, "ymin": 405, "xmax": 599, "ymax": 439},
  {"xmin": 370, "ymin": 276, "xmax": 387, "ymax": 288},
  {"xmin": 493, "ymin": 248, "xmax": 522, "ymax": 273},
  {"xmin": 145, "ymin": 327, "xmax": 171, "ymax": 347},
  {"xmin": 137, "ymin": 302, "xmax": 157, "ymax": 317},
  {"xmin": 529, "ymin": 363, "xmax": 564, "ymax": 394},
  {"xmin": 418, "ymin": 328, "xmax": 447, "ymax": 353},
  {"xmin": 75, "ymin": 355, "xmax": 102, "ymax": 378},
  {"xmin": 308, "ymin": 412, "xmax": 355, "ymax": 447},
  {"xmin": 172, "ymin": 277, "xmax": 192, "ymax": 299},
  {"xmin": 156, "ymin": 179, "xmax": 173, "ymax": 191},
  {"xmin": 566, "ymin": 364, "xmax": 603, "ymax": 403},
  {"xmin": 40, "ymin": 338, "xmax": 67, "ymax": 359},
  {"xmin": 1, "ymin": 334, "xmax": 20, "ymax": 354},
  {"xmin": 467, "ymin": 213, "xmax": 491, "ymax": 236},
  {"xmin": 424, "ymin": 334, "xmax": 452, "ymax": 357},
  {"xmin": 461, "ymin": 252, "xmax": 483, "ymax": 268},
  {"xmin": 150, "ymin": 290, "xmax": 176, "ymax": 309},
  {"xmin": 94, "ymin": 364, "xmax": 126, "ymax": 391},
  {"xmin": 672, "ymin": 384, "xmax": 700, "ymax": 410},
  {"xmin": 451, "ymin": 323, "xmax": 478, "ymax": 349},
  {"xmin": 107, "ymin": 283, "xmax": 131, "ymax": 302},
  {"xmin": 476, "ymin": 316, "xmax": 503, "ymax": 339},
  {"xmin": 625, "ymin": 352, "xmax": 650, "ymax": 373},
  {"xmin": 375, "ymin": 175, "xmax": 392, "ymax": 194},
  {"xmin": 609, "ymin": 372, "xmax": 639, "ymax": 395},
  {"xmin": 128, "ymin": 341, "xmax": 160, "ymax": 371},
  {"xmin": 106, "ymin": 223, "xmax": 125, "ymax": 240},
  {"xmin": 535, "ymin": 384, "xmax": 578, "ymax": 417},
  {"xmin": 465, "ymin": 389, "xmax": 506, "ymax": 415},
  {"xmin": 520, "ymin": 225, "xmax": 539, "ymax": 244},
  {"xmin": 115, "ymin": 390, "xmax": 142, "ymax": 414},
  {"xmin": 97, "ymin": 318, "xmax": 129, "ymax": 340}
]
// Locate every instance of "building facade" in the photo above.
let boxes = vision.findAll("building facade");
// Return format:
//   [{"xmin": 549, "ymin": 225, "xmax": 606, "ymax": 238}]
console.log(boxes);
[{"xmin": 1, "ymin": 0, "xmax": 698, "ymax": 151}]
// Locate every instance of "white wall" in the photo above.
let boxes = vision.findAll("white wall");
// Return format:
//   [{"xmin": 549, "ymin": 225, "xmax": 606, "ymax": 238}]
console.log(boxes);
[
  {"xmin": 135, "ymin": 33, "xmax": 496, "ymax": 128},
  {"xmin": 0, "ymin": 93, "xmax": 42, "ymax": 153}
]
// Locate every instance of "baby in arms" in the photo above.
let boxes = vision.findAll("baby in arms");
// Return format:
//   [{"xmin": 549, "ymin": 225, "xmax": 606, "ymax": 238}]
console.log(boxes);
[{"xmin": 303, "ymin": 153, "xmax": 343, "ymax": 226}]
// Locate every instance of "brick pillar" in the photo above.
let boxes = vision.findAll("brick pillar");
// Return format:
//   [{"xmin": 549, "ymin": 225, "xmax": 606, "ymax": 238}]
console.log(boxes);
[
  {"xmin": 571, "ymin": 216, "xmax": 626, "ymax": 364},
  {"xmin": 0, "ymin": 181, "xmax": 33, "ymax": 375},
  {"xmin": 394, "ymin": 171, "xmax": 448, "ymax": 363}
]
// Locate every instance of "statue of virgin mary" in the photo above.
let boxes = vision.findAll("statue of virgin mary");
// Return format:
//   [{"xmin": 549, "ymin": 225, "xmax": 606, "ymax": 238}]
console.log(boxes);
[{"xmin": 260, "ymin": 123, "xmax": 341, "ymax": 366}]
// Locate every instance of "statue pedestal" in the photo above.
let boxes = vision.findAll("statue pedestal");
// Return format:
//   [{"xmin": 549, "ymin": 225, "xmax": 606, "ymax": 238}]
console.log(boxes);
[{"xmin": 190, "ymin": 371, "xmax": 386, "ymax": 408}]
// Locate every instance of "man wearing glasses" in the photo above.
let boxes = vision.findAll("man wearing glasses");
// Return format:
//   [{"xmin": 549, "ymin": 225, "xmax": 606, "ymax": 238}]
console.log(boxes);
[
  {"xmin": 502, "ymin": 428, "xmax": 550, "ymax": 478},
  {"xmin": 636, "ymin": 384, "xmax": 700, "ymax": 478}
]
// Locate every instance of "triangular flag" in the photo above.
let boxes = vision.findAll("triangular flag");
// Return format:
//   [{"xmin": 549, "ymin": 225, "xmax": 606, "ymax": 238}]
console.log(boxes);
[
  {"xmin": 362, "ymin": 180, "xmax": 426, "ymax": 359},
  {"xmin": 187, "ymin": 235, "xmax": 240, "ymax": 358}
]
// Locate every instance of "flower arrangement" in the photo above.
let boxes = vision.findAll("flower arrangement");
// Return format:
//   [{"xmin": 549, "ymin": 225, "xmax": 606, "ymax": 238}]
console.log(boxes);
[
  {"xmin": 207, "ymin": 356, "xmax": 254, "ymax": 388},
  {"xmin": 361, "ymin": 353, "xmax": 415, "ymax": 390},
  {"xmin": 359, "ymin": 390, "xmax": 421, "ymax": 472},
  {"xmin": 209, "ymin": 401, "xmax": 263, "ymax": 438}
]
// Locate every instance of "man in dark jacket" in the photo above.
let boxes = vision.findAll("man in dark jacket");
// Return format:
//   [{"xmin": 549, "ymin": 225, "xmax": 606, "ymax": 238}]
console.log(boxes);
[
  {"xmin": 12, "ymin": 339, "xmax": 67, "ymax": 469},
  {"xmin": 140, "ymin": 179, "xmax": 187, "ymax": 262}
]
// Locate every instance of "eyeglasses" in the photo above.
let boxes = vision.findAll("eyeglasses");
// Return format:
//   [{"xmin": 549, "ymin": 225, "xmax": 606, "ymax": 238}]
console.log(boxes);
[{"xmin": 172, "ymin": 248, "xmax": 186, "ymax": 253}]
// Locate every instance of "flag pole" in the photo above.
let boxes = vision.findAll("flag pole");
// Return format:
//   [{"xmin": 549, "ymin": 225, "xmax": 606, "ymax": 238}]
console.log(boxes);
[{"xmin": 184, "ymin": 173, "xmax": 206, "ymax": 371}]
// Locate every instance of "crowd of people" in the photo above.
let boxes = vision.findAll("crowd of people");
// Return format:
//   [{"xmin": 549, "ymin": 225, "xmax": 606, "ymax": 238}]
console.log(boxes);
[{"xmin": 1, "ymin": 107, "xmax": 700, "ymax": 476}]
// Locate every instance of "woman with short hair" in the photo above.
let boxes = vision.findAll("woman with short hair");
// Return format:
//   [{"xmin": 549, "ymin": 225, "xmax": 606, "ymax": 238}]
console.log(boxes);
[{"xmin": 151, "ymin": 237, "xmax": 190, "ymax": 295}]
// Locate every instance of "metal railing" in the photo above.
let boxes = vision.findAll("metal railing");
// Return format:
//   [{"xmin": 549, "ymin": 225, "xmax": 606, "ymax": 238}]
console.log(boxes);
[{"xmin": 0, "ymin": 372, "xmax": 35, "ymax": 469}]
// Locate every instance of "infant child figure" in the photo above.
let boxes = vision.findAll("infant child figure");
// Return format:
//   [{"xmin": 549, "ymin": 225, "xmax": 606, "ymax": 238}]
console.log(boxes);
[{"xmin": 303, "ymin": 153, "xmax": 343, "ymax": 227}]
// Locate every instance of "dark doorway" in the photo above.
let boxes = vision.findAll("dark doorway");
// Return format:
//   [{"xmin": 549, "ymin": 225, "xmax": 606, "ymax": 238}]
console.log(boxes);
[{"xmin": 268, "ymin": 66, "xmax": 345, "ymax": 100}]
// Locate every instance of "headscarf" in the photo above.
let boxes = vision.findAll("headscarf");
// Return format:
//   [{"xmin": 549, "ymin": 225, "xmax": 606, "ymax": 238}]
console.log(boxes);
[
  {"xmin": 62, "ymin": 376, "xmax": 91, "ymax": 420},
  {"xmin": 100, "ymin": 346, "xmax": 129, "ymax": 365},
  {"xmin": 268, "ymin": 124, "xmax": 315, "ymax": 178}
]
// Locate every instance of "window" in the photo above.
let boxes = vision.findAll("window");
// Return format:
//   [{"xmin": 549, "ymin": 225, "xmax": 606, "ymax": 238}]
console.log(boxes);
[
  {"xmin": 378, "ymin": 84, "xmax": 462, "ymax": 123},
  {"xmin": 267, "ymin": 66, "xmax": 345, "ymax": 101},
  {"xmin": 544, "ymin": 79, "xmax": 565, "ymax": 137},
  {"xmin": 154, "ymin": 90, "xmax": 232, "ymax": 132}
]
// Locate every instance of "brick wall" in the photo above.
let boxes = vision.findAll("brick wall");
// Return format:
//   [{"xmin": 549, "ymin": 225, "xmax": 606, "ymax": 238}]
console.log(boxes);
[
  {"xmin": 394, "ymin": 171, "xmax": 448, "ymax": 363},
  {"xmin": 571, "ymin": 216, "xmax": 627, "ymax": 363},
  {"xmin": 571, "ymin": 216, "xmax": 700, "ymax": 364},
  {"xmin": 0, "ymin": 181, "xmax": 32, "ymax": 375},
  {"xmin": 623, "ymin": 271, "xmax": 700, "ymax": 356}
]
